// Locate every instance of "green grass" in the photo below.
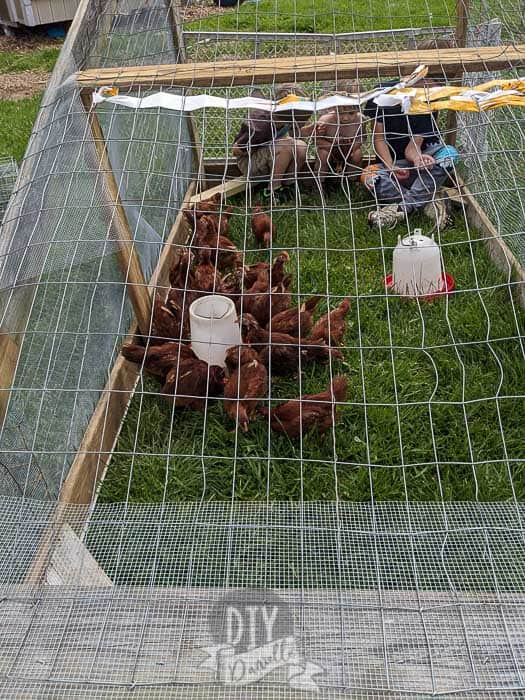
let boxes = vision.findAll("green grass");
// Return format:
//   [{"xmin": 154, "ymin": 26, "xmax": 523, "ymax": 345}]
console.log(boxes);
[
  {"xmin": 0, "ymin": 46, "xmax": 60, "ymax": 74},
  {"xmin": 185, "ymin": 0, "xmax": 455, "ymax": 34},
  {"xmin": 0, "ymin": 93, "xmax": 42, "ymax": 162},
  {"xmin": 98, "ymin": 187, "xmax": 525, "ymax": 506}
]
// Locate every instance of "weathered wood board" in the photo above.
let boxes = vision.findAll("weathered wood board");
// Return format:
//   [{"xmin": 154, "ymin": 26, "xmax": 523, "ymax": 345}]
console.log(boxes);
[
  {"xmin": 75, "ymin": 45, "xmax": 525, "ymax": 89},
  {"xmin": 0, "ymin": 585, "xmax": 524, "ymax": 695},
  {"xmin": 44, "ymin": 524, "xmax": 112, "ymax": 586}
]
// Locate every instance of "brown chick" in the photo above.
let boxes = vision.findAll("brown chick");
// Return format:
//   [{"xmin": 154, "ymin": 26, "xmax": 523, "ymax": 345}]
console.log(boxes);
[
  {"xmin": 244, "ymin": 261, "xmax": 270, "ymax": 288},
  {"xmin": 194, "ymin": 247, "xmax": 222, "ymax": 293},
  {"xmin": 239, "ymin": 253, "xmax": 291, "ymax": 325},
  {"xmin": 266, "ymin": 295, "xmax": 322, "ymax": 337},
  {"xmin": 121, "ymin": 342, "xmax": 195, "ymax": 377},
  {"xmin": 151, "ymin": 295, "xmax": 183, "ymax": 344},
  {"xmin": 251, "ymin": 204, "xmax": 275, "ymax": 247},
  {"xmin": 206, "ymin": 206, "xmax": 234, "ymax": 237},
  {"xmin": 309, "ymin": 298, "xmax": 351, "ymax": 346},
  {"xmin": 269, "ymin": 252, "xmax": 290, "ymax": 286},
  {"xmin": 161, "ymin": 357, "xmax": 225, "ymax": 411},
  {"xmin": 194, "ymin": 215, "xmax": 241, "ymax": 271},
  {"xmin": 241, "ymin": 278, "xmax": 291, "ymax": 327},
  {"xmin": 165, "ymin": 289, "xmax": 200, "ymax": 342},
  {"xmin": 223, "ymin": 346, "xmax": 268, "ymax": 432},
  {"xmin": 168, "ymin": 251, "xmax": 195, "ymax": 290},
  {"xmin": 259, "ymin": 376, "xmax": 348, "ymax": 439},
  {"xmin": 219, "ymin": 268, "xmax": 243, "ymax": 296},
  {"xmin": 182, "ymin": 195, "xmax": 220, "ymax": 227},
  {"xmin": 241, "ymin": 313, "xmax": 343, "ymax": 374}
]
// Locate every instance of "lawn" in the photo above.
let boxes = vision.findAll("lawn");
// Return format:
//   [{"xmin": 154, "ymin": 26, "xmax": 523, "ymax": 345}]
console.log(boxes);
[
  {"xmin": 0, "ymin": 46, "xmax": 60, "ymax": 74},
  {"xmin": 0, "ymin": 42, "xmax": 60, "ymax": 163},
  {"xmin": 185, "ymin": 0, "xmax": 456, "ymax": 34},
  {"xmin": 0, "ymin": 94, "xmax": 42, "ymax": 162},
  {"xmin": 98, "ymin": 186, "xmax": 525, "ymax": 505}
]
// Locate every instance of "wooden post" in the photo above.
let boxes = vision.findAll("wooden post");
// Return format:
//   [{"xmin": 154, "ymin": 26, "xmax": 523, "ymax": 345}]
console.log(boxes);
[
  {"xmin": 0, "ymin": 332, "xmax": 20, "ymax": 428},
  {"xmin": 167, "ymin": 0, "xmax": 207, "ymax": 191},
  {"xmin": 455, "ymin": 0, "xmax": 470, "ymax": 49},
  {"xmin": 447, "ymin": 0, "xmax": 470, "ymax": 145},
  {"xmin": 80, "ymin": 92, "xmax": 152, "ymax": 337},
  {"xmin": 168, "ymin": 0, "xmax": 188, "ymax": 62}
]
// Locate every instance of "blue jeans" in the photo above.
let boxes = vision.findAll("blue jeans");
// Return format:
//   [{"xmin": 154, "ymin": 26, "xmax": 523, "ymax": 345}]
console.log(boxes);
[{"xmin": 365, "ymin": 144, "xmax": 457, "ymax": 213}]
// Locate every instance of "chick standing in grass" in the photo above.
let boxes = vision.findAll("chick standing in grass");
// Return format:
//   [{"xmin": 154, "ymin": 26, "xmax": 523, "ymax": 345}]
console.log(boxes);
[
  {"xmin": 260, "ymin": 375, "xmax": 348, "ymax": 439},
  {"xmin": 251, "ymin": 204, "xmax": 275, "ymax": 247},
  {"xmin": 309, "ymin": 298, "xmax": 351, "ymax": 346},
  {"xmin": 241, "ymin": 313, "xmax": 343, "ymax": 374},
  {"xmin": 223, "ymin": 346, "xmax": 268, "ymax": 432}
]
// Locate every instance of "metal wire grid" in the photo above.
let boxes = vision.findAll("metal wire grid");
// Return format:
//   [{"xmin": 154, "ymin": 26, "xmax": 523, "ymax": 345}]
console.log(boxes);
[
  {"xmin": 1, "ymin": 500, "xmax": 525, "ymax": 694},
  {"xmin": 0, "ymin": 0, "xmax": 523, "ymax": 697},
  {"xmin": 0, "ymin": 157, "xmax": 19, "ymax": 225}
]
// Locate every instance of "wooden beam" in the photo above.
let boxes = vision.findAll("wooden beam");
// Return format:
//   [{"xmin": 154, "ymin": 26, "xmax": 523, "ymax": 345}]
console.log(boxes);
[
  {"xmin": 461, "ymin": 181, "xmax": 525, "ymax": 308},
  {"xmin": 81, "ymin": 93, "xmax": 152, "ymax": 337},
  {"xmin": 447, "ymin": 0, "xmax": 470, "ymax": 145},
  {"xmin": 455, "ymin": 0, "xmax": 470, "ymax": 49},
  {"xmin": 75, "ymin": 44, "xmax": 525, "ymax": 89},
  {"xmin": 43, "ymin": 524, "xmax": 113, "ymax": 586},
  {"xmin": 188, "ymin": 176, "xmax": 247, "ymax": 203},
  {"xmin": 0, "ymin": 331, "xmax": 19, "ymax": 428},
  {"xmin": 166, "ymin": 0, "xmax": 207, "ymax": 191}
]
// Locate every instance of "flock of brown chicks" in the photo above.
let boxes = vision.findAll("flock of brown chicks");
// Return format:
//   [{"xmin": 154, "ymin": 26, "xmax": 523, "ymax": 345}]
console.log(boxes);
[{"xmin": 121, "ymin": 194, "xmax": 351, "ymax": 439}]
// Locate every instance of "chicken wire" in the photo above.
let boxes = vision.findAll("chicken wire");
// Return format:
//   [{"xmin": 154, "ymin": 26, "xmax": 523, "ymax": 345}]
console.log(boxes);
[
  {"xmin": 0, "ymin": 0, "xmax": 523, "ymax": 698},
  {"xmin": 0, "ymin": 157, "xmax": 19, "ymax": 225},
  {"xmin": 0, "ymin": 0, "xmax": 194, "ymax": 499}
]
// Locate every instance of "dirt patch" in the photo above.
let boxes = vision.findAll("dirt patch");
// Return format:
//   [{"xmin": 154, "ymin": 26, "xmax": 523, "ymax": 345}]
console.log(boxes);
[
  {"xmin": 182, "ymin": 2, "xmax": 235, "ymax": 23},
  {"xmin": 0, "ymin": 70, "xmax": 50, "ymax": 100},
  {"xmin": 0, "ymin": 31, "xmax": 63, "ymax": 54}
]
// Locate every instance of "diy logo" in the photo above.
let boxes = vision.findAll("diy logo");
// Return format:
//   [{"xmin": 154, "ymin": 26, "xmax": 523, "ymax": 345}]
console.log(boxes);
[{"xmin": 201, "ymin": 589, "xmax": 323, "ymax": 690}]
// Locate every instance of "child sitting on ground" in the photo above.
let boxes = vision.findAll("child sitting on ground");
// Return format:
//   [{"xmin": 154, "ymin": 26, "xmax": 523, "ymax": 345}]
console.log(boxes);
[
  {"xmin": 232, "ymin": 85, "xmax": 308, "ymax": 203},
  {"xmin": 302, "ymin": 81, "xmax": 365, "ymax": 189}
]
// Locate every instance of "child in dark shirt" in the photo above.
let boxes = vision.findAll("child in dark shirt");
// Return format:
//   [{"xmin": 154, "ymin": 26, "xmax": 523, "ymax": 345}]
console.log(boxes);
[{"xmin": 362, "ymin": 42, "xmax": 459, "ymax": 230}]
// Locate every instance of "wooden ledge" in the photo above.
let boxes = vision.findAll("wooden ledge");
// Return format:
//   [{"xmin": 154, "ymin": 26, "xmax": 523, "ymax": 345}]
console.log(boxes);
[{"xmin": 75, "ymin": 45, "xmax": 525, "ymax": 89}]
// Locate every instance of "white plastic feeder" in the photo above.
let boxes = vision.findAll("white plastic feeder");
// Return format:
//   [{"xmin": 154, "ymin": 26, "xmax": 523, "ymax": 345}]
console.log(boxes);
[
  {"xmin": 189, "ymin": 295, "xmax": 241, "ymax": 367},
  {"xmin": 391, "ymin": 230, "xmax": 443, "ymax": 297}
]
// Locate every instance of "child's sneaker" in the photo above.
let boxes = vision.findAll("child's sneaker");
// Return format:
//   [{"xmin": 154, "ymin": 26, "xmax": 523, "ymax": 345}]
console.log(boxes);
[
  {"xmin": 368, "ymin": 204, "xmax": 405, "ymax": 230},
  {"xmin": 260, "ymin": 185, "xmax": 294, "ymax": 205},
  {"xmin": 423, "ymin": 193, "xmax": 453, "ymax": 231}
]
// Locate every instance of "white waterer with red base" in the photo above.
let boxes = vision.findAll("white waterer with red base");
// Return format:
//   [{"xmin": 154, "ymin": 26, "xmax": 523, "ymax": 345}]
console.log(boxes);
[{"xmin": 386, "ymin": 229, "xmax": 454, "ymax": 299}]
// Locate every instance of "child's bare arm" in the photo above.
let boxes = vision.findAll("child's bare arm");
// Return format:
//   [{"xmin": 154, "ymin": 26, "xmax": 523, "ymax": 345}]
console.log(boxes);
[
  {"xmin": 300, "ymin": 122, "xmax": 317, "ymax": 137},
  {"xmin": 300, "ymin": 120, "xmax": 328, "ymax": 138}
]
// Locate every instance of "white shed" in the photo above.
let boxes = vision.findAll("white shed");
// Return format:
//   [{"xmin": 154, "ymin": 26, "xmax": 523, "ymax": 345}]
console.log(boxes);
[{"xmin": 0, "ymin": 0, "xmax": 76, "ymax": 27}]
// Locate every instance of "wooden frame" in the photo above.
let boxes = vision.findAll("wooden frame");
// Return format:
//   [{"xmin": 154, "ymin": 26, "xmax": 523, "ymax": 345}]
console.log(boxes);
[
  {"xmin": 75, "ymin": 44, "xmax": 525, "ymax": 89},
  {"xmin": 461, "ymin": 181, "xmax": 525, "ymax": 308},
  {"xmin": 446, "ymin": 0, "xmax": 471, "ymax": 145},
  {"xmin": 20, "ymin": 2, "xmax": 525, "ymax": 591},
  {"xmin": 80, "ymin": 92, "xmax": 152, "ymax": 337}
]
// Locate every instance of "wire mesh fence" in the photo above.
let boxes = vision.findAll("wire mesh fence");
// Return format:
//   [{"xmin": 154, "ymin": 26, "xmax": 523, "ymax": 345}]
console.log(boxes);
[{"xmin": 0, "ymin": 0, "xmax": 523, "ymax": 697}]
